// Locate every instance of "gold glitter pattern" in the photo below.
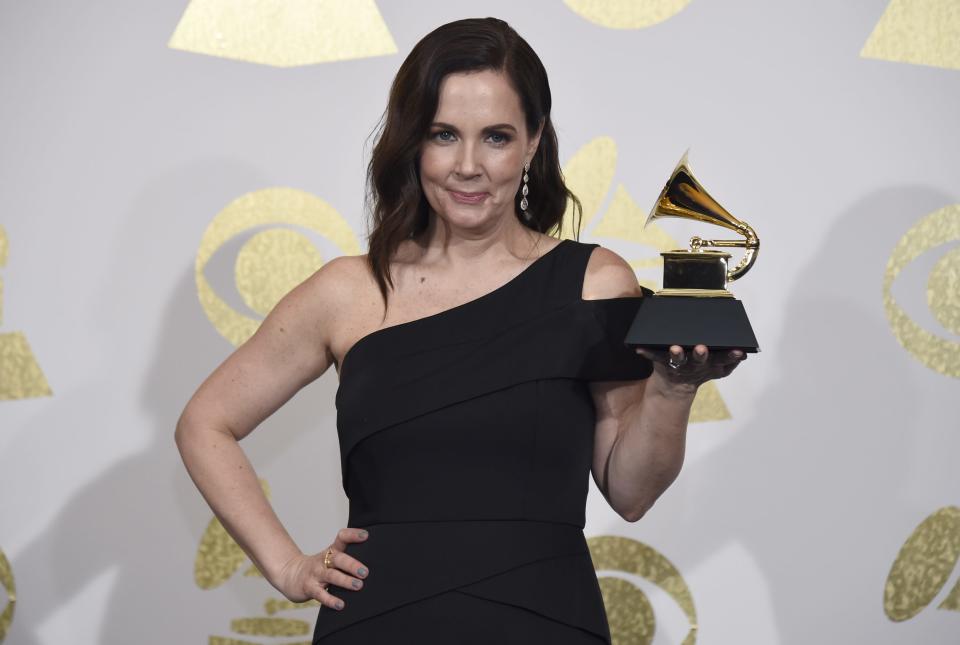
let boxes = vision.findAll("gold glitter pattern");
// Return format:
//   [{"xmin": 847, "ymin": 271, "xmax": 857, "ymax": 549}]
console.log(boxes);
[
  {"xmin": 0, "ymin": 548, "xmax": 14, "ymax": 643},
  {"xmin": 195, "ymin": 479, "xmax": 271, "ymax": 589},
  {"xmin": 235, "ymin": 229, "xmax": 324, "ymax": 317},
  {"xmin": 229, "ymin": 617, "xmax": 310, "ymax": 636},
  {"xmin": 589, "ymin": 535, "xmax": 697, "ymax": 644},
  {"xmin": 884, "ymin": 506, "xmax": 960, "ymax": 621},
  {"xmin": 195, "ymin": 187, "xmax": 361, "ymax": 347},
  {"xmin": 263, "ymin": 598, "xmax": 320, "ymax": 615},
  {"xmin": 0, "ymin": 226, "xmax": 52, "ymax": 401},
  {"xmin": 559, "ymin": 136, "xmax": 617, "ymax": 241},
  {"xmin": 927, "ymin": 247, "xmax": 960, "ymax": 335},
  {"xmin": 861, "ymin": 0, "xmax": 960, "ymax": 71},
  {"xmin": 0, "ymin": 333, "xmax": 52, "ymax": 401},
  {"xmin": 882, "ymin": 204, "xmax": 960, "ymax": 378},
  {"xmin": 564, "ymin": 0, "xmax": 692, "ymax": 29},
  {"xmin": 940, "ymin": 578, "xmax": 960, "ymax": 612},
  {"xmin": 168, "ymin": 0, "xmax": 397, "ymax": 67},
  {"xmin": 689, "ymin": 381, "xmax": 731, "ymax": 423},
  {"xmin": 597, "ymin": 187, "xmax": 676, "ymax": 258},
  {"xmin": 597, "ymin": 576, "xmax": 655, "ymax": 644},
  {"xmin": 197, "ymin": 481, "xmax": 320, "ymax": 643}
]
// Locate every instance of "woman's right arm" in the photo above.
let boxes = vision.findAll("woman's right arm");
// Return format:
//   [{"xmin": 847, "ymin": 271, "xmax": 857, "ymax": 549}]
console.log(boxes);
[{"xmin": 174, "ymin": 256, "xmax": 368, "ymax": 608}]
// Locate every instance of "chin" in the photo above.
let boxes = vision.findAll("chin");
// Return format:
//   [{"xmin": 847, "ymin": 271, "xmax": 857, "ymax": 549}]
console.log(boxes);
[
  {"xmin": 442, "ymin": 211, "xmax": 493, "ymax": 229},
  {"xmin": 433, "ymin": 199, "xmax": 496, "ymax": 226}
]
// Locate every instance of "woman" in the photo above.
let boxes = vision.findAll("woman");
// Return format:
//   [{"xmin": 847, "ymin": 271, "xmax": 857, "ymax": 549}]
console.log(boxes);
[{"xmin": 175, "ymin": 17, "xmax": 745, "ymax": 644}]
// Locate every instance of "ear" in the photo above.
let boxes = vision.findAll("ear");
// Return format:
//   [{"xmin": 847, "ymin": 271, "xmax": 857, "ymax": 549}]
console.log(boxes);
[{"xmin": 526, "ymin": 119, "xmax": 545, "ymax": 164}]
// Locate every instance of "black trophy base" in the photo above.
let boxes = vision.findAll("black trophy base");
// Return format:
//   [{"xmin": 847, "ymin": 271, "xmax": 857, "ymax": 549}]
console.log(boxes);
[{"xmin": 625, "ymin": 296, "xmax": 760, "ymax": 352}]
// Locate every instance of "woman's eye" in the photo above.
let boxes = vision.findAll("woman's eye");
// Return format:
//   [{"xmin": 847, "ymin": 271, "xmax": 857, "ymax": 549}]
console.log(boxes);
[
  {"xmin": 487, "ymin": 132, "xmax": 510, "ymax": 145},
  {"xmin": 433, "ymin": 130, "xmax": 455, "ymax": 142}
]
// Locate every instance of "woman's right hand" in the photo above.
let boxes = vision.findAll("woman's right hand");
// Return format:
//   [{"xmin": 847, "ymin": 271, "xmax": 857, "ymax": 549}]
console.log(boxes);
[{"xmin": 274, "ymin": 527, "xmax": 370, "ymax": 610}]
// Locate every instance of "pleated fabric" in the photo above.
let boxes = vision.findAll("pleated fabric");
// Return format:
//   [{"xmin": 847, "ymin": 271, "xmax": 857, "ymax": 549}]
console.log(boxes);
[{"xmin": 314, "ymin": 239, "xmax": 653, "ymax": 644}]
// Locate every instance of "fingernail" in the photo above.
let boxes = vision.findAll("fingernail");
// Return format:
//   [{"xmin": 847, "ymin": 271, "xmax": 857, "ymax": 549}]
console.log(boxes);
[
  {"xmin": 358, "ymin": 567, "xmax": 368, "ymax": 577},
  {"xmin": 352, "ymin": 579, "xmax": 362, "ymax": 589},
  {"xmin": 336, "ymin": 600, "xmax": 344, "ymax": 610},
  {"xmin": 359, "ymin": 530, "xmax": 368, "ymax": 539}
]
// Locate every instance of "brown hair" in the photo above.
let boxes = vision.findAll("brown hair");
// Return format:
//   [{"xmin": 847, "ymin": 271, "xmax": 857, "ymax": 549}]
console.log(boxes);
[{"xmin": 364, "ymin": 17, "xmax": 582, "ymax": 307}]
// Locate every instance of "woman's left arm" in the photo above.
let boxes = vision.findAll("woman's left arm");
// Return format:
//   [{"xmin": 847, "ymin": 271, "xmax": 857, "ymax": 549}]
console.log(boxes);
[{"xmin": 583, "ymin": 247, "xmax": 745, "ymax": 522}]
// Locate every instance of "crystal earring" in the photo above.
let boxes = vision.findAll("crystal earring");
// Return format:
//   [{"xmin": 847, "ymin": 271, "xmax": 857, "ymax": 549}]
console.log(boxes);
[{"xmin": 520, "ymin": 161, "xmax": 531, "ymax": 221}]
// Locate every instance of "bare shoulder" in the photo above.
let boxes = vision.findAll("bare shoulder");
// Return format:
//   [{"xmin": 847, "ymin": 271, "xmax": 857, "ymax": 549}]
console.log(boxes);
[
  {"xmin": 303, "ymin": 253, "xmax": 372, "ymax": 304},
  {"xmin": 581, "ymin": 244, "xmax": 644, "ymax": 300},
  {"xmin": 256, "ymin": 253, "xmax": 374, "ymax": 349},
  {"xmin": 301, "ymin": 253, "xmax": 388, "ymax": 363}
]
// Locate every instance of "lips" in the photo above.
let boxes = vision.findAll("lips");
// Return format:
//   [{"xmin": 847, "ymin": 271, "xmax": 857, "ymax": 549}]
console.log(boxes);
[{"xmin": 448, "ymin": 189, "xmax": 489, "ymax": 204}]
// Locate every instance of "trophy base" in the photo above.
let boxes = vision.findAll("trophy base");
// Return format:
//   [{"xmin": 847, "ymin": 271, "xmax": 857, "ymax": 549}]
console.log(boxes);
[
  {"xmin": 625, "ymin": 295, "xmax": 760, "ymax": 352},
  {"xmin": 657, "ymin": 287, "xmax": 734, "ymax": 298}
]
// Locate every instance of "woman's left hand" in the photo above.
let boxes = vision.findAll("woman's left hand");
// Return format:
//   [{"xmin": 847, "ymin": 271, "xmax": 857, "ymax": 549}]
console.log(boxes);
[{"xmin": 635, "ymin": 344, "xmax": 746, "ymax": 392}]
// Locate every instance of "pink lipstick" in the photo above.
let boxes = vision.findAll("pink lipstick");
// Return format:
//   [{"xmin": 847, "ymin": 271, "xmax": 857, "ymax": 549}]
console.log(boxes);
[{"xmin": 449, "ymin": 190, "xmax": 489, "ymax": 204}]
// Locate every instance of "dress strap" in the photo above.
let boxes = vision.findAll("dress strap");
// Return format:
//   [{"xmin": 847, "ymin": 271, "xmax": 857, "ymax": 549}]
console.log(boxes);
[
  {"xmin": 556, "ymin": 239, "xmax": 654, "ymax": 301},
  {"xmin": 547, "ymin": 239, "xmax": 600, "ymax": 303}
]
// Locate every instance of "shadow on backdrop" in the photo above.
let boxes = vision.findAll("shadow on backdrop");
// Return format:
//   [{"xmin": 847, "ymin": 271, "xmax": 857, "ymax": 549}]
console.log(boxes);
[
  {"xmin": 652, "ymin": 186, "xmax": 957, "ymax": 643},
  {"xmin": 6, "ymin": 161, "xmax": 345, "ymax": 643}
]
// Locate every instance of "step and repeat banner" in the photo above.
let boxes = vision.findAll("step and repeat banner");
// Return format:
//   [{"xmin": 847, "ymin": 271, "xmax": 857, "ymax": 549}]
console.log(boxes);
[{"xmin": 1, "ymin": 1, "xmax": 957, "ymax": 643}]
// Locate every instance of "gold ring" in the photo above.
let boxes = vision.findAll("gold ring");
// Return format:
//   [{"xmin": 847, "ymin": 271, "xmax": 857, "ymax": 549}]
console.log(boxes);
[{"xmin": 323, "ymin": 548, "xmax": 334, "ymax": 568}]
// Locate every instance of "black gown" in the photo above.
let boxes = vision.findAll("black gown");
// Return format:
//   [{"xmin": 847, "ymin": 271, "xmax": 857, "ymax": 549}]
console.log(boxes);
[{"xmin": 313, "ymin": 239, "xmax": 653, "ymax": 644}]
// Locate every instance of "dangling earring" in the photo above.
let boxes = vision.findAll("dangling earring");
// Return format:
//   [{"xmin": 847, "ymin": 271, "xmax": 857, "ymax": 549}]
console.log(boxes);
[{"xmin": 520, "ymin": 160, "xmax": 531, "ymax": 222}]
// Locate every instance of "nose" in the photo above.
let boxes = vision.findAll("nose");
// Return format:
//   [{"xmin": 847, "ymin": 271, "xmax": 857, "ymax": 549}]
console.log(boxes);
[{"xmin": 454, "ymin": 140, "xmax": 481, "ymax": 179}]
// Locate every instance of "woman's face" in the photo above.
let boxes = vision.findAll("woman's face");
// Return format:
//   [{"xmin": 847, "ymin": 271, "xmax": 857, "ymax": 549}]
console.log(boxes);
[{"xmin": 419, "ymin": 69, "xmax": 541, "ymax": 233}]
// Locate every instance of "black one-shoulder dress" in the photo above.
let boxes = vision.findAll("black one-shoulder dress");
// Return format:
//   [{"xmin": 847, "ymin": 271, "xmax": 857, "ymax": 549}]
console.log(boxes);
[{"xmin": 313, "ymin": 239, "xmax": 653, "ymax": 644}]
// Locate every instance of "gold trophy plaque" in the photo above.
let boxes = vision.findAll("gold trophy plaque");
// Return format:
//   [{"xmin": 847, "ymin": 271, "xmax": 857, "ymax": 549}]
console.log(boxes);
[{"xmin": 625, "ymin": 151, "xmax": 760, "ymax": 352}]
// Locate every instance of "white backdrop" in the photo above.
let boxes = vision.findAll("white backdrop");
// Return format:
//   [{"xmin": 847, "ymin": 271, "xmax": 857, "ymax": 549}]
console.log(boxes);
[{"xmin": 1, "ymin": 1, "xmax": 958, "ymax": 643}]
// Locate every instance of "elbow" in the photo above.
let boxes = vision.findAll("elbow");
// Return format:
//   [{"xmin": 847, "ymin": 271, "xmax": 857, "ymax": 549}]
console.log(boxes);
[
  {"xmin": 618, "ymin": 485, "xmax": 670, "ymax": 522},
  {"xmin": 174, "ymin": 413, "xmax": 191, "ymax": 452},
  {"xmin": 174, "ymin": 407, "xmax": 203, "ymax": 452},
  {"xmin": 620, "ymin": 464, "xmax": 684, "ymax": 523},
  {"xmin": 174, "ymin": 408, "xmax": 238, "ymax": 454},
  {"xmin": 620, "ymin": 504, "xmax": 650, "ymax": 523}
]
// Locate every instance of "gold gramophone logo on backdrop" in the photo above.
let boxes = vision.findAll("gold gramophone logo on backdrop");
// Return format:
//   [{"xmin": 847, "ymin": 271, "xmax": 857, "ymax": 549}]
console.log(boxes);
[
  {"xmin": 0, "ymin": 224, "xmax": 52, "ymax": 401},
  {"xmin": 861, "ymin": 0, "xmax": 960, "ymax": 72},
  {"xmin": 196, "ymin": 479, "xmax": 319, "ymax": 644},
  {"xmin": 589, "ymin": 536, "xmax": 697, "ymax": 645},
  {"xmin": 564, "ymin": 0, "xmax": 692, "ymax": 30},
  {"xmin": 168, "ymin": 0, "xmax": 397, "ymax": 67}
]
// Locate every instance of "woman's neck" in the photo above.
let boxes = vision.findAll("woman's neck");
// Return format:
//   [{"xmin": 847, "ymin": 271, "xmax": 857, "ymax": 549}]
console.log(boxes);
[{"xmin": 413, "ymin": 212, "xmax": 539, "ymax": 264}]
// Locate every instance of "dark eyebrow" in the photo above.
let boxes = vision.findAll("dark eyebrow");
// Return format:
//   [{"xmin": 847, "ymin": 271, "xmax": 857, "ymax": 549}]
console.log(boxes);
[{"xmin": 430, "ymin": 122, "xmax": 518, "ymax": 134}]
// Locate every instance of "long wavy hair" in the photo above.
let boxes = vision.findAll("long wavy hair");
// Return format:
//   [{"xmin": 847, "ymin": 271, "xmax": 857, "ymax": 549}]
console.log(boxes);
[{"xmin": 365, "ymin": 17, "xmax": 582, "ymax": 307}]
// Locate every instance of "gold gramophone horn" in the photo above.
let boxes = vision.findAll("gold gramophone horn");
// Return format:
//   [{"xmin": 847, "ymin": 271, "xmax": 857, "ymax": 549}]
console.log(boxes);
[{"xmin": 647, "ymin": 150, "xmax": 759, "ymax": 282}]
